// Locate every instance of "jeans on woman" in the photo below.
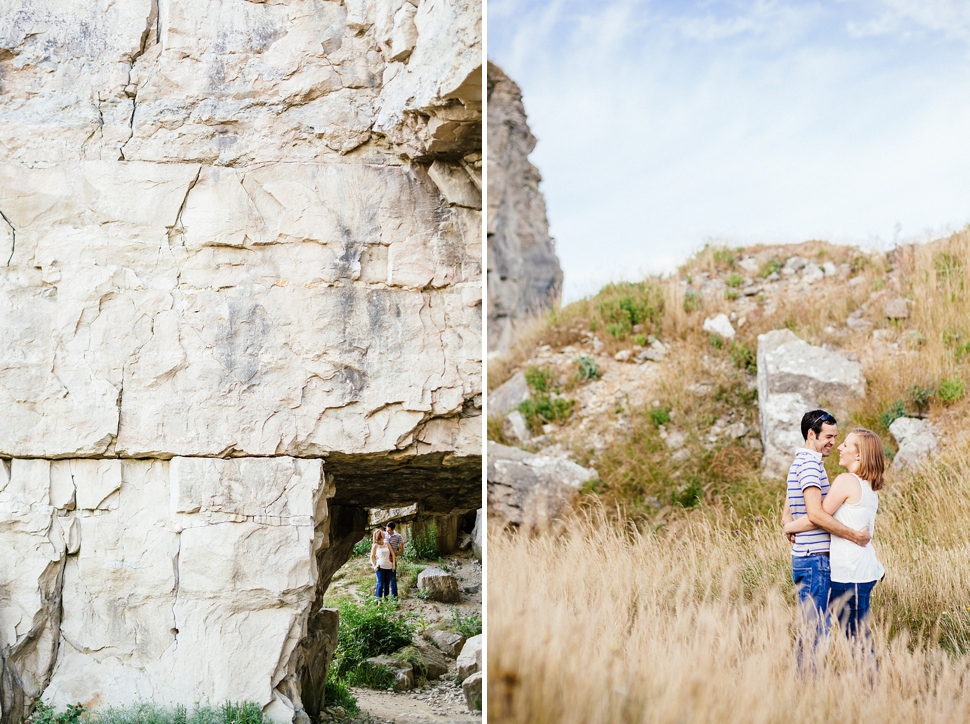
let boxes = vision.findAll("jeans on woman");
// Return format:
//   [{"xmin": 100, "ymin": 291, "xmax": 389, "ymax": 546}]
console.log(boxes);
[
  {"xmin": 375, "ymin": 567, "xmax": 392, "ymax": 599},
  {"xmin": 829, "ymin": 579, "xmax": 877, "ymax": 638}
]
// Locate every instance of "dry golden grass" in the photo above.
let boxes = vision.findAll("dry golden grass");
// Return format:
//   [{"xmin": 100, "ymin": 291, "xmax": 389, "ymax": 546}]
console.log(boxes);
[{"xmin": 489, "ymin": 444, "xmax": 970, "ymax": 723}]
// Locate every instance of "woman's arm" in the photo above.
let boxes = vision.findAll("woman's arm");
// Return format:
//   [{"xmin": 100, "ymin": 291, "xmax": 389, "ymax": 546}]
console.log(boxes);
[
  {"xmin": 370, "ymin": 544, "xmax": 377, "ymax": 570},
  {"xmin": 822, "ymin": 473, "xmax": 857, "ymax": 515},
  {"xmin": 388, "ymin": 543, "xmax": 396, "ymax": 570}
]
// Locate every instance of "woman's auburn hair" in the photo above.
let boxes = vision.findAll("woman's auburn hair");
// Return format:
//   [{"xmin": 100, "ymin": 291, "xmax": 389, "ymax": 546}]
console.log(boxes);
[
  {"xmin": 850, "ymin": 427, "xmax": 886, "ymax": 491},
  {"xmin": 372, "ymin": 529, "xmax": 385, "ymax": 544}
]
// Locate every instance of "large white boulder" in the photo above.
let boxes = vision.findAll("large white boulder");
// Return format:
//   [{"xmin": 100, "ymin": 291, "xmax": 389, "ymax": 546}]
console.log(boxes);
[
  {"xmin": 757, "ymin": 330, "xmax": 865, "ymax": 478},
  {"xmin": 889, "ymin": 417, "xmax": 938, "ymax": 471},
  {"xmin": 456, "ymin": 634, "xmax": 482, "ymax": 681}
]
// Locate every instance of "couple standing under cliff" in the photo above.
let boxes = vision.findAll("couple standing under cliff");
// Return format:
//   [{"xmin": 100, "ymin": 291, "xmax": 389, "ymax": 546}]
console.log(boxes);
[{"xmin": 783, "ymin": 409, "xmax": 886, "ymax": 654}]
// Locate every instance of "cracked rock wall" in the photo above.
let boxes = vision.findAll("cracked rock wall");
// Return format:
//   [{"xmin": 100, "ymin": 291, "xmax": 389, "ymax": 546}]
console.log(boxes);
[{"xmin": 0, "ymin": 0, "xmax": 481, "ymax": 721}]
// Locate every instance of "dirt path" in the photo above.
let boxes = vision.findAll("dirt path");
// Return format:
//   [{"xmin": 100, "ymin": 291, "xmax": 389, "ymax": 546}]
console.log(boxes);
[{"xmin": 347, "ymin": 679, "xmax": 481, "ymax": 723}]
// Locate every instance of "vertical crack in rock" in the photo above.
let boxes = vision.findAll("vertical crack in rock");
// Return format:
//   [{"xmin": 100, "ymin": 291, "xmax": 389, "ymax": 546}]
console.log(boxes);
[
  {"xmin": 0, "ymin": 209, "xmax": 15, "ymax": 267},
  {"xmin": 170, "ymin": 531, "xmax": 180, "ymax": 650},
  {"xmin": 168, "ymin": 167, "xmax": 202, "ymax": 248},
  {"xmin": 119, "ymin": 0, "xmax": 160, "ymax": 160}
]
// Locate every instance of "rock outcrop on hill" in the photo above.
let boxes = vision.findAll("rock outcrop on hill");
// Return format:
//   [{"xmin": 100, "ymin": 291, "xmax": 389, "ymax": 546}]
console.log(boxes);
[
  {"xmin": 757, "ymin": 330, "xmax": 865, "ymax": 478},
  {"xmin": 0, "ymin": 2, "xmax": 481, "ymax": 722},
  {"xmin": 486, "ymin": 63, "xmax": 562, "ymax": 355}
]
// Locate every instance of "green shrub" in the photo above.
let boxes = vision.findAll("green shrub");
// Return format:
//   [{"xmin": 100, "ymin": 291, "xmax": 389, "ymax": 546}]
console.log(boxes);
[
  {"xmin": 344, "ymin": 661, "xmax": 397, "ymax": 690},
  {"xmin": 908, "ymin": 384, "xmax": 933, "ymax": 417},
  {"xmin": 524, "ymin": 366, "xmax": 554, "ymax": 394},
  {"xmin": 632, "ymin": 333, "xmax": 648, "ymax": 347},
  {"xmin": 518, "ymin": 395, "xmax": 575, "ymax": 433},
  {"xmin": 649, "ymin": 406, "xmax": 671, "ymax": 427},
  {"xmin": 938, "ymin": 377, "xmax": 965, "ymax": 404},
  {"xmin": 759, "ymin": 260, "xmax": 782, "ymax": 278},
  {"xmin": 724, "ymin": 289, "xmax": 739, "ymax": 301},
  {"xmin": 451, "ymin": 608, "xmax": 483, "ymax": 638},
  {"xmin": 82, "ymin": 702, "xmax": 265, "ymax": 724},
  {"xmin": 712, "ymin": 248, "xmax": 736, "ymax": 268},
  {"xmin": 29, "ymin": 704, "xmax": 85, "ymax": 724},
  {"xmin": 726, "ymin": 273, "xmax": 744, "ymax": 288},
  {"xmin": 573, "ymin": 355, "xmax": 601, "ymax": 381},
  {"xmin": 324, "ymin": 675, "xmax": 360, "ymax": 715},
  {"xmin": 880, "ymin": 399, "xmax": 907, "ymax": 430},
  {"xmin": 709, "ymin": 334, "xmax": 724, "ymax": 349},
  {"xmin": 393, "ymin": 646, "xmax": 428, "ymax": 680},
  {"xmin": 594, "ymin": 281, "xmax": 665, "ymax": 340},
  {"xmin": 333, "ymin": 599, "xmax": 415, "ymax": 679},
  {"xmin": 404, "ymin": 526, "xmax": 438, "ymax": 561},
  {"xmin": 352, "ymin": 537, "xmax": 371, "ymax": 557},
  {"xmin": 729, "ymin": 342, "xmax": 756, "ymax": 373}
]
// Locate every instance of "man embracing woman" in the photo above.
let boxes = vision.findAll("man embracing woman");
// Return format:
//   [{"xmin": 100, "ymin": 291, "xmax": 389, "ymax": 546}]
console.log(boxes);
[{"xmin": 782, "ymin": 409, "xmax": 886, "ymax": 649}]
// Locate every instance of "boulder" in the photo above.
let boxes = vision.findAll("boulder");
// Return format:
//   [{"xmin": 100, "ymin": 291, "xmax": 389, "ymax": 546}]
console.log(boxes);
[
  {"xmin": 703, "ymin": 314, "xmax": 736, "ymax": 339},
  {"xmin": 889, "ymin": 417, "xmax": 938, "ymax": 471},
  {"xmin": 427, "ymin": 629, "xmax": 466, "ymax": 657},
  {"xmin": 410, "ymin": 639, "xmax": 450, "ymax": 679},
  {"xmin": 884, "ymin": 298, "xmax": 910, "ymax": 319},
  {"xmin": 416, "ymin": 567, "xmax": 461, "ymax": 603},
  {"xmin": 471, "ymin": 509, "xmax": 483, "ymax": 560},
  {"xmin": 488, "ymin": 371, "xmax": 531, "ymax": 418},
  {"xmin": 757, "ymin": 330, "xmax": 865, "ymax": 478},
  {"xmin": 456, "ymin": 634, "xmax": 483, "ymax": 681},
  {"xmin": 363, "ymin": 656, "xmax": 414, "ymax": 692},
  {"xmin": 462, "ymin": 670, "xmax": 483, "ymax": 711},
  {"xmin": 487, "ymin": 442, "xmax": 597, "ymax": 531},
  {"xmin": 501, "ymin": 410, "xmax": 533, "ymax": 444}
]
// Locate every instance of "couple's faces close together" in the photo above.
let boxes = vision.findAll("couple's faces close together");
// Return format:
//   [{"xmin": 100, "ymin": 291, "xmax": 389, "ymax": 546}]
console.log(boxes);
[{"xmin": 807, "ymin": 422, "xmax": 860, "ymax": 469}]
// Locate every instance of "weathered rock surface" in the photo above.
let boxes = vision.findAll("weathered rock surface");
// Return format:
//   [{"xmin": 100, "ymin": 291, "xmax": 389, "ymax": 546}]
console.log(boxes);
[
  {"xmin": 883, "ymin": 298, "xmax": 910, "ymax": 319},
  {"xmin": 487, "ymin": 370, "xmax": 530, "ymax": 418},
  {"xmin": 487, "ymin": 442, "xmax": 596, "ymax": 531},
  {"xmin": 455, "ymin": 634, "xmax": 482, "ymax": 681},
  {"xmin": 410, "ymin": 639, "xmax": 449, "ymax": 680},
  {"xmin": 889, "ymin": 417, "xmax": 938, "ymax": 471},
  {"xmin": 427, "ymin": 629, "xmax": 466, "ymax": 658},
  {"xmin": 757, "ymin": 330, "xmax": 865, "ymax": 478},
  {"xmin": 462, "ymin": 671, "xmax": 483, "ymax": 711},
  {"xmin": 0, "ymin": 1, "xmax": 481, "ymax": 722},
  {"xmin": 703, "ymin": 313, "xmax": 736, "ymax": 339},
  {"xmin": 471, "ymin": 509, "xmax": 483, "ymax": 560},
  {"xmin": 486, "ymin": 63, "xmax": 562, "ymax": 355},
  {"xmin": 416, "ymin": 568, "xmax": 461, "ymax": 603},
  {"xmin": 501, "ymin": 410, "xmax": 532, "ymax": 445}
]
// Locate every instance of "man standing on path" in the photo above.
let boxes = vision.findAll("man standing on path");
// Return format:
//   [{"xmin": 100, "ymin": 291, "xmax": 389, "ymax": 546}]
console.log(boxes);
[
  {"xmin": 385, "ymin": 522, "xmax": 405, "ymax": 597},
  {"xmin": 783, "ymin": 410, "xmax": 871, "ymax": 639}
]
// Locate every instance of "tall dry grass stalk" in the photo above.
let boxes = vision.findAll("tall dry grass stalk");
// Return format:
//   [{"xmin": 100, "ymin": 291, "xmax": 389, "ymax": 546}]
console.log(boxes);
[{"xmin": 489, "ymin": 446, "xmax": 970, "ymax": 723}]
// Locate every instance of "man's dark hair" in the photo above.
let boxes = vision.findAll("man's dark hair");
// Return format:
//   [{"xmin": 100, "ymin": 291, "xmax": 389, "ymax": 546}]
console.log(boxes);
[
  {"xmin": 801, "ymin": 409, "xmax": 837, "ymax": 440},
  {"xmin": 386, "ymin": 522, "xmax": 396, "ymax": 530}
]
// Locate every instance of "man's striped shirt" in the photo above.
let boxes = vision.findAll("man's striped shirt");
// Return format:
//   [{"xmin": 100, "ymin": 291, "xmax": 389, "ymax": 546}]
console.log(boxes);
[
  {"xmin": 386, "ymin": 531, "xmax": 404, "ymax": 555},
  {"xmin": 787, "ymin": 448, "xmax": 830, "ymax": 556}
]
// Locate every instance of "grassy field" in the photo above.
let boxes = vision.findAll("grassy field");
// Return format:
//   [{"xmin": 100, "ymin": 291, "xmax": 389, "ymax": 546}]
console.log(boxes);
[{"xmin": 487, "ymin": 231, "xmax": 970, "ymax": 722}]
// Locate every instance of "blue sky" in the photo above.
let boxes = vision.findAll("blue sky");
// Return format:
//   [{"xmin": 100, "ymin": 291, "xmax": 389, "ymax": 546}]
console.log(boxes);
[{"xmin": 488, "ymin": 0, "xmax": 970, "ymax": 301}]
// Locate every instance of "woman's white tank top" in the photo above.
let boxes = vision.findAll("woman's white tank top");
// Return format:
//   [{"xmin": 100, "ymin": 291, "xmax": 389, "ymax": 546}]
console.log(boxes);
[
  {"xmin": 375, "ymin": 544, "xmax": 393, "ymax": 569},
  {"xmin": 830, "ymin": 473, "xmax": 885, "ymax": 583}
]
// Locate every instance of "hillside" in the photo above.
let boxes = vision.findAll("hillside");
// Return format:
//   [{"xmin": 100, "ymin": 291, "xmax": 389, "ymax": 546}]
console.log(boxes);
[
  {"xmin": 488, "ymin": 231, "xmax": 970, "ymax": 521},
  {"xmin": 487, "ymin": 230, "xmax": 970, "ymax": 722}
]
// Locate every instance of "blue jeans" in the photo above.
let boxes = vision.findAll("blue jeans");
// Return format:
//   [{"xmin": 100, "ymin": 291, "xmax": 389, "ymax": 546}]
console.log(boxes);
[
  {"xmin": 375, "ymin": 568, "xmax": 392, "ymax": 599},
  {"xmin": 389, "ymin": 568, "xmax": 398, "ymax": 597},
  {"xmin": 830, "ymin": 580, "xmax": 877, "ymax": 638},
  {"xmin": 792, "ymin": 554, "xmax": 831, "ymax": 664}
]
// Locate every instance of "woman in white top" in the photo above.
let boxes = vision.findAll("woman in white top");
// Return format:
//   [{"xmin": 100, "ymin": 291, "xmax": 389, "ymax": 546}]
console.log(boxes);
[
  {"xmin": 370, "ymin": 529, "xmax": 397, "ymax": 601},
  {"xmin": 785, "ymin": 427, "xmax": 886, "ymax": 638}
]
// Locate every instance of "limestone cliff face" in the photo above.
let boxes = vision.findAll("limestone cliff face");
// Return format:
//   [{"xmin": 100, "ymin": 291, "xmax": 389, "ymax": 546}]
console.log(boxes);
[
  {"xmin": 0, "ymin": 2, "xmax": 481, "ymax": 722},
  {"xmin": 486, "ymin": 62, "xmax": 562, "ymax": 355}
]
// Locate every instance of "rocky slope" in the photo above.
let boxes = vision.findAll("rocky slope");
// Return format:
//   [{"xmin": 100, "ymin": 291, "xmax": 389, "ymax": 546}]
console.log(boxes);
[
  {"xmin": 487, "ymin": 238, "xmax": 970, "ymax": 525},
  {"xmin": 0, "ymin": 2, "xmax": 481, "ymax": 723},
  {"xmin": 486, "ymin": 62, "xmax": 562, "ymax": 356}
]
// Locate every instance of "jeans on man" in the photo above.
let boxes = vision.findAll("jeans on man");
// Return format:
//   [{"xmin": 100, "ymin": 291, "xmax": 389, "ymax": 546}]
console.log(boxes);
[
  {"xmin": 389, "ymin": 568, "xmax": 398, "ymax": 597},
  {"xmin": 792, "ymin": 553, "xmax": 831, "ymax": 666},
  {"xmin": 375, "ymin": 568, "xmax": 392, "ymax": 599}
]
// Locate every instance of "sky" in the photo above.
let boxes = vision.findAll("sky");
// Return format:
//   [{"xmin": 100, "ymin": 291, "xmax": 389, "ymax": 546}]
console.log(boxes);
[{"xmin": 487, "ymin": 0, "xmax": 970, "ymax": 302}]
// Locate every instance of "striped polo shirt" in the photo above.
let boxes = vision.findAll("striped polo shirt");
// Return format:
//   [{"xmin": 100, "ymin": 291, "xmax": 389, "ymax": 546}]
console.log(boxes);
[
  {"xmin": 385, "ymin": 531, "xmax": 404, "ymax": 555},
  {"xmin": 787, "ymin": 448, "xmax": 830, "ymax": 556}
]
